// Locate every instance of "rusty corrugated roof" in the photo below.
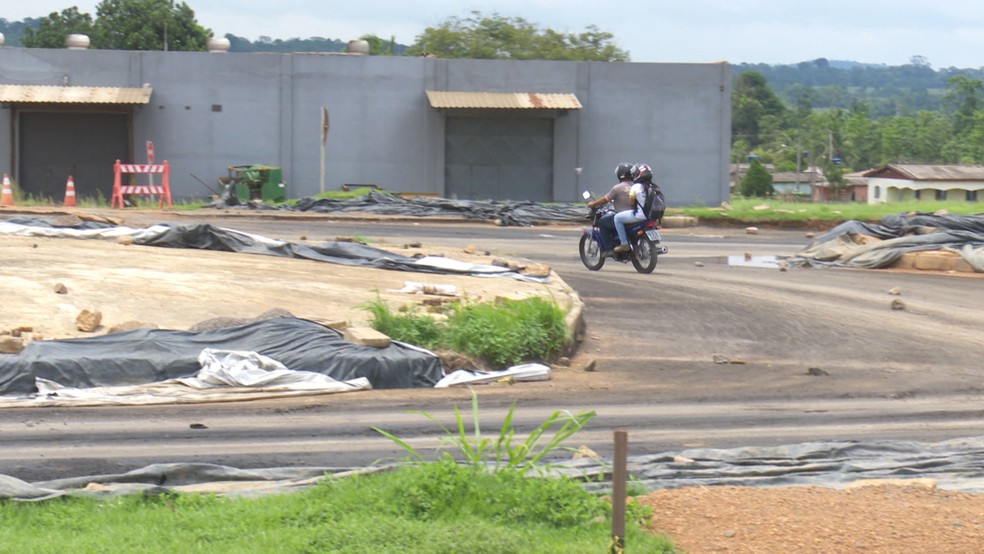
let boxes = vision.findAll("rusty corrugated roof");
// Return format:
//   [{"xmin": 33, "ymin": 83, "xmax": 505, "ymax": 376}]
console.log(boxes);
[
  {"xmin": 426, "ymin": 90, "xmax": 581, "ymax": 110},
  {"xmin": 865, "ymin": 164, "xmax": 984, "ymax": 181},
  {"xmin": 0, "ymin": 85, "xmax": 153, "ymax": 104}
]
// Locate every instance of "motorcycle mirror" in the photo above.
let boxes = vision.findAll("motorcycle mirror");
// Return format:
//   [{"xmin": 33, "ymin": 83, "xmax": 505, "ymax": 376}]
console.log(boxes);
[{"xmin": 582, "ymin": 191, "xmax": 591, "ymax": 200}]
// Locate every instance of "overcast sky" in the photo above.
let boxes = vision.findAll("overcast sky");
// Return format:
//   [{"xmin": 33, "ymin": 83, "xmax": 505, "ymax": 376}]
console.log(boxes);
[{"xmin": 6, "ymin": 0, "xmax": 984, "ymax": 69}]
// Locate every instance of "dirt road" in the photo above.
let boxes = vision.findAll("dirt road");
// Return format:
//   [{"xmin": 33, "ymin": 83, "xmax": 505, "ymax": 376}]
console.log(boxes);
[{"xmin": 3, "ymin": 207, "xmax": 984, "ymax": 552}]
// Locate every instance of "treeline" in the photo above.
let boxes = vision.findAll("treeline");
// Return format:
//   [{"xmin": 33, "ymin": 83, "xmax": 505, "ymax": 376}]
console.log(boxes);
[
  {"xmin": 732, "ymin": 69, "xmax": 984, "ymax": 182},
  {"xmin": 0, "ymin": 18, "xmax": 38, "ymax": 46},
  {"xmin": 223, "ymin": 34, "xmax": 409, "ymax": 54},
  {"xmin": 732, "ymin": 57, "xmax": 984, "ymax": 116}
]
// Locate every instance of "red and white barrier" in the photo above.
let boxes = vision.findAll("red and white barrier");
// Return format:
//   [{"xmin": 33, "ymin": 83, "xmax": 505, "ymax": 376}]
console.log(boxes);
[{"xmin": 110, "ymin": 159, "xmax": 172, "ymax": 209}]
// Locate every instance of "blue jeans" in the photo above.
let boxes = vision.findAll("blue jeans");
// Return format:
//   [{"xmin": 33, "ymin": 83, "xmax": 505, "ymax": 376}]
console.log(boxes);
[
  {"xmin": 598, "ymin": 212, "xmax": 618, "ymax": 251},
  {"xmin": 614, "ymin": 210, "xmax": 643, "ymax": 245}
]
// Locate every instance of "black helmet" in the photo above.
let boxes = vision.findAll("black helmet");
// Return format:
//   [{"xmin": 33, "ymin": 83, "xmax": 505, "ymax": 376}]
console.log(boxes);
[
  {"xmin": 615, "ymin": 162, "xmax": 633, "ymax": 181},
  {"xmin": 632, "ymin": 163, "xmax": 653, "ymax": 184}
]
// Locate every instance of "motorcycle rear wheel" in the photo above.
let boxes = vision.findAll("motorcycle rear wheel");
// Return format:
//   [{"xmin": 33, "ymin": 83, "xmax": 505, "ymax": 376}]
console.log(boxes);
[
  {"xmin": 579, "ymin": 234, "xmax": 605, "ymax": 270},
  {"xmin": 631, "ymin": 237, "xmax": 658, "ymax": 274}
]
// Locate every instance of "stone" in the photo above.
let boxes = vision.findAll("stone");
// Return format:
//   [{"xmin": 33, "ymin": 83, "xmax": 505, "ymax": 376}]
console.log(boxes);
[
  {"xmin": 463, "ymin": 245, "xmax": 477, "ymax": 254},
  {"xmin": 342, "ymin": 326, "xmax": 391, "ymax": 348},
  {"xmin": 694, "ymin": 261, "xmax": 705, "ymax": 267},
  {"xmin": 519, "ymin": 263, "xmax": 551, "ymax": 278},
  {"xmin": 53, "ymin": 282, "xmax": 68, "ymax": 294},
  {"xmin": 745, "ymin": 227, "xmax": 759, "ymax": 234},
  {"xmin": 807, "ymin": 367, "xmax": 829, "ymax": 376},
  {"xmin": 888, "ymin": 287, "xmax": 902, "ymax": 296},
  {"xmin": 117, "ymin": 235, "xmax": 135, "ymax": 245},
  {"xmin": 580, "ymin": 359, "xmax": 597, "ymax": 372},
  {"xmin": 555, "ymin": 356, "xmax": 571, "ymax": 367},
  {"xmin": 891, "ymin": 299, "xmax": 906, "ymax": 310},
  {"xmin": 572, "ymin": 445, "xmax": 600, "ymax": 460},
  {"xmin": 491, "ymin": 257, "xmax": 510, "ymax": 268},
  {"xmin": 75, "ymin": 308, "xmax": 102, "ymax": 332},
  {"xmin": 805, "ymin": 232, "xmax": 816, "ymax": 239},
  {"xmin": 0, "ymin": 336, "xmax": 24, "ymax": 354},
  {"xmin": 778, "ymin": 262, "xmax": 788, "ymax": 272},
  {"xmin": 107, "ymin": 321, "xmax": 159, "ymax": 334}
]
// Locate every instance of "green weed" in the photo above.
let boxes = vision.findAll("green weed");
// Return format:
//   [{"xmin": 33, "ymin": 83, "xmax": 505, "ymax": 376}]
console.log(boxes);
[
  {"xmin": 374, "ymin": 388, "xmax": 596, "ymax": 477},
  {"xmin": 361, "ymin": 295, "xmax": 568, "ymax": 368}
]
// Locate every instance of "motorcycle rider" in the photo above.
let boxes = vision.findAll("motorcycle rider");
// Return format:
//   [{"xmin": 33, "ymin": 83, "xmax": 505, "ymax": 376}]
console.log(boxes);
[
  {"xmin": 586, "ymin": 162, "xmax": 635, "ymax": 252},
  {"xmin": 612, "ymin": 163, "xmax": 652, "ymax": 253}
]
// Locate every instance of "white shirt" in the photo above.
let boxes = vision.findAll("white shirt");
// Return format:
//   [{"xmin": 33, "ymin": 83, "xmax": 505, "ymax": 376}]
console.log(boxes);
[{"xmin": 629, "ymin": 182, "xmax": 647, "ymax": 219}]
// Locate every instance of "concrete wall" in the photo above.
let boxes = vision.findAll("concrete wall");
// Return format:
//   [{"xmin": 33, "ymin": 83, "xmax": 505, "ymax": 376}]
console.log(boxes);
[{"xmin": 0, "ymin": 47, "xmax": 731, "ymax": 205}]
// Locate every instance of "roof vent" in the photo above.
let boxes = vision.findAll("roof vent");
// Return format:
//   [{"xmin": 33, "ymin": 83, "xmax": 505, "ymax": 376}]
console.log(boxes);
[
  {"xmin": 65, "ymin": 34, "xmax": 90, "ymax": 50},
  {"xmin": 207, "ymin": 36, "xmax": 231, "ymax": 53}
]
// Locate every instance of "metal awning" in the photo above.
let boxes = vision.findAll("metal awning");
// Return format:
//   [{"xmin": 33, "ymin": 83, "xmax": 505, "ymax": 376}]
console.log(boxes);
[
  {"xmin": 426, "ymin": 90, "xmax": 581, "ymax": 110},
  {"xmin": 0, "ymin": 85, "xmax": 153, "ymax": 104}
]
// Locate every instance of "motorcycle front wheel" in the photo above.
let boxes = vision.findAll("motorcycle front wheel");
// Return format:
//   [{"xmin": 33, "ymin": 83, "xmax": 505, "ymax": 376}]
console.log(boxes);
[
  {"xmin": 631, "ymin": 237, "xmax": 658, "ymax": 274},
  {"xmin": 579, "ymin": 234, "xmax": 605, "ymax": 271}
]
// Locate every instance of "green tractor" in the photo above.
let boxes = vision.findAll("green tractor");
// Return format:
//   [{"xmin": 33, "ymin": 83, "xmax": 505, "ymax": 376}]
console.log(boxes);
[{"xmin": 219, "ymin": 164, "xmax": 287, "ymax": 204}]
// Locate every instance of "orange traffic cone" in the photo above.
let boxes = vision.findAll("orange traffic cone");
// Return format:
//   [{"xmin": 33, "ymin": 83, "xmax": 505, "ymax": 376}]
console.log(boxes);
[
  {"xmin": 0, "ymin": 173, "xmax": 13, "ymax": 207},
  {"xmin": 64, "ymin": 175, "xmax": 77, "ymax": 207}
]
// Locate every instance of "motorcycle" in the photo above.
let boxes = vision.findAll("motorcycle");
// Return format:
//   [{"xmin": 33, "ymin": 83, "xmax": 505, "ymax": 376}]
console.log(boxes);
[{"xmin": 579, "ymin": 191, "xmax": 668, "ymax": 274}]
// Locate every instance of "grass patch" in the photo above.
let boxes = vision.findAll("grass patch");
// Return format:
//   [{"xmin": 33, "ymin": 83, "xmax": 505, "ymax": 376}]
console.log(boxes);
[
  {"xmin": 362, "ymin": 296, "xmax": 569, "ymax": 368},
  {"xmin": 0, "ymin": 461, "xmax": 674, "ymax": 552},
  {"xmin": 679, "ymin": 197, "xmax": 984, "ymax": 224}
]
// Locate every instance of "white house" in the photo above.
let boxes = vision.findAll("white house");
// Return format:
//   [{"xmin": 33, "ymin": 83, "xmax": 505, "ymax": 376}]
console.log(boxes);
[{"xmin": 865, "ymin": 164, "xmax": 984, "ymax": 204}]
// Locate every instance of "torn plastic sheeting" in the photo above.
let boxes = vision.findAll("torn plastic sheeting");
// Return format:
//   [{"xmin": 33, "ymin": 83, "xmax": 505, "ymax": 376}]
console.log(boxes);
[
  {"xmin": 434, "ymin": 363, "xmax": 551, "ymax": 388},
  {"xmin": 0, "ymin": 317, "xmax": 442, "ymax": 396},
  {"xmin": 788, "ymin": 212, "xmax": 984, "ymax": 271},
  {"xmin": 215, "ymin": 191, "xmax": 589, "ymax": 227},
  {"xmin": 0, "ymin": 218, "xmax": 152, "ymax": 239},
  {"xmin": 0, "ymin": 218, "xmax": 546, "ymax": 281},
  {"xmin": 551, "ymin": 436, "xmax": 984, "ymax": 493},
  {"xmin": 131, "ymin": 224, "xmax": 547, "ymax": 281},
  {"xmin": 2, "ymin": 349, "xmax": 374, "ymax": 407}
]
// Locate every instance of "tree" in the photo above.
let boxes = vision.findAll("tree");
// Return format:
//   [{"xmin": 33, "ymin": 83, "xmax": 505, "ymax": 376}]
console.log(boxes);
[
  {"xmin": 942, "ymin": 75, "xmax": 984, "ymax": 135},
  {"xmin": 360, "ymin": 34, "xmax": 398, "ymax": 56},
  {"xmin": 732, "ymin": 71, "xmax": 787, "ymax": 148},
  {"xmin": 739, "ymin": 159, "xmax": 774, "ymax": 197},
  {"xmin": 21, "ymin": 8, "xmax": 94, "ymax": 48},
  {"xmin": 407, "ymin": 11, "xmax": 628, "ymax": 61},
  {"xmin": 93, "ymin": 0, "xmax": 209, "ymax": 51}
]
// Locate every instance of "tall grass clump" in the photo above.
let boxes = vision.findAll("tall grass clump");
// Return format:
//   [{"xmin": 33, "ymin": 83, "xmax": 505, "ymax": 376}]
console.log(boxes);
[
  {"xmin": 361, "ymin": 297, "xmax": 443, "ymax": 350},
  {"xmin": 362, "ymin": 295, "xmax": 568, "ymax": 368},
  {"xmin": 445, "ymin": 296, "xmax": 567, "ymax": 368},
  {"xmin": 374, "ymin": 388, "xmax": 595, "ymax": 476}
]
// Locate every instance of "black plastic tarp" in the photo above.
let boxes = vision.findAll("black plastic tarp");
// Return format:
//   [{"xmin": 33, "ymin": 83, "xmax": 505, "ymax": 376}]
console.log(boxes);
[
  {"xmin": 555, "ymin": 436, "xmax": 984, "ymax": 493},
  {"xmin": 0, "ymin": 317, "xmax": 443, "ymax": 395},
  {"xmin": 213, "ymin": 191, "xmax": 589, "ymax": 227},
  {"xmin": 788, "ymin": 212, "xmax": 984, "ymax": 270},
  {"xmin": 0, "ymin": 218, "xmax": 535, "ymax": 279}
]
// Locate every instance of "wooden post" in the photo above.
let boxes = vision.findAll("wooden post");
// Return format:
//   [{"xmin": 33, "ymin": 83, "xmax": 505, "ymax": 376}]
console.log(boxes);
[{"xmin": 610, "ymin": 430, "xmax": 628, "ymax": 553}]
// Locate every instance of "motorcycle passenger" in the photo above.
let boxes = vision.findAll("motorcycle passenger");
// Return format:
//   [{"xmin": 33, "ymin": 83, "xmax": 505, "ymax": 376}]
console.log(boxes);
[
  {"xmin": 586, "ymin": 162, "xmax": 635, "ymax": 252},
  {"xmin": 613, "ymin": 163, "xmax": 652, "ymax": 253}
]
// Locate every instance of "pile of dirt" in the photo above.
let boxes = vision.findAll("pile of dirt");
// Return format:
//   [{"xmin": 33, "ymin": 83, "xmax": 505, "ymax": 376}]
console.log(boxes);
[{"xmin": 637, "ymin": 482, "xmax": 984, "ymax": 553}]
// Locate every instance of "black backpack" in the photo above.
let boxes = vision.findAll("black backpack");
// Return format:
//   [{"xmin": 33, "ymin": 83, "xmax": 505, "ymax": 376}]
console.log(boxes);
[{"xmin": 639, "ymin": 182, "xmax": 666, "ymax": 222}]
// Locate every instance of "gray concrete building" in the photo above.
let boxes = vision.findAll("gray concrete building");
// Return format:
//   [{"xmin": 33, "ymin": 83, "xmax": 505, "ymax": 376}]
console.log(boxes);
[{"xmin": 0, "ymin": 45, "xmax": 731, "ymax": 206}]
